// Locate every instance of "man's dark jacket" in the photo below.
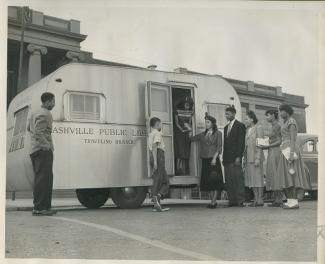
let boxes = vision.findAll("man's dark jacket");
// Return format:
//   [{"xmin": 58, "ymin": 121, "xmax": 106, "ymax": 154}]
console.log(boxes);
[{"xmin": 223, "ymin": 120, "xmax": 246, "ymax": 164}]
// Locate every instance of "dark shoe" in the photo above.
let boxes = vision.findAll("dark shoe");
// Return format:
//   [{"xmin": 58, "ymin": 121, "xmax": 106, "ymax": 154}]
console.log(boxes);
[
  {"xmin": 238, "ymin": 203, "xmax": 245, "ymax": 207},
  {"xmin": 268, "ymin": 202, "xmax": 282, "ymax": 207},
  {"xmin": 32, "ymin": 209, "xmax": 56, "ymax": 216},
  {"xmin": 207, "ymin": 203, "xmax": 217, "ymax": 209},
  {"xmin": 248, "ymin": 202, "xmax": 257, "ymax": 207},
  {"xmin": 256, "ymin": 203, "xmax": 264, "ymax": 207}
]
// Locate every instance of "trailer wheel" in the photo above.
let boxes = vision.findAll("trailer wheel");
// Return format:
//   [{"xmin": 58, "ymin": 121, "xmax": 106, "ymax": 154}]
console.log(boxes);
[
  {"xmin": 110, "ymin": 187, "xmax": 147, "ymax": 209},
  {"xmin": 76, "ymin": 188, "xmax": 109, "ymax": 209}
]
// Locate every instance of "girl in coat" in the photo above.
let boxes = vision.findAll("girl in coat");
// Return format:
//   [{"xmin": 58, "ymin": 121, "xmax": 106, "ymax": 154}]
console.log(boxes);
[{"xmin": 189, "ymin": 113, "xmax": 224, "ymax": 208}]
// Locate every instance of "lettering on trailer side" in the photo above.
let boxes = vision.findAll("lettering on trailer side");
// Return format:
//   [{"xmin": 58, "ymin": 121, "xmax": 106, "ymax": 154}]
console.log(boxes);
[{"xmin": 52, "ymin": 125, "xmax": 147, "ymax": 145}]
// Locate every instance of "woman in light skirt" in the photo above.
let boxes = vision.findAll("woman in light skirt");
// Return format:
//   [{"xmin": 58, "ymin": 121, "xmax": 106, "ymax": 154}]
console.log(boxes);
[
  {"xmin": 261, "ymin": 110, "xmax": 283, "ymax": 207},
  {"xmin": 243, "ymin": 110, "xmax": 265, "ymax": 207},
  {"xmin": 277, "ymin": 104, "xmax": 311, "ymax": 209}
]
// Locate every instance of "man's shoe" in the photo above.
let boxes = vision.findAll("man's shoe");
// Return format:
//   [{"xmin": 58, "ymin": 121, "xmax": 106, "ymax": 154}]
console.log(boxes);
[
  {"xmin": 268, "ymin": 202, "xmax": 282, "ymax": 207},
  {"xmin": 32, "ymin": 209, "xmax": 56, "ymax": 216},
  {"xmin": 238, "ymin": 203, "xmax": 245, "ymax": 207}
]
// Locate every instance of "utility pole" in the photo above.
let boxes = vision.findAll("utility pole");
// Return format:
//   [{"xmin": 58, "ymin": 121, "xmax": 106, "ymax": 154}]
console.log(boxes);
[{"xmin": 17, "ymin": 6, "xmax": 31, "ymax": 92}]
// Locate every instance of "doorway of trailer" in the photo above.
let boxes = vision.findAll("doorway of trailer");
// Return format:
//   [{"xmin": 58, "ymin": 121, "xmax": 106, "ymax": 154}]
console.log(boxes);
[
  {"xmin": 172, "ymin": 87, "xmax": 195, "ymax": 176},
  {"xmin": 145, "ymin": 82, "xmax": 198, "ymax": 184}
]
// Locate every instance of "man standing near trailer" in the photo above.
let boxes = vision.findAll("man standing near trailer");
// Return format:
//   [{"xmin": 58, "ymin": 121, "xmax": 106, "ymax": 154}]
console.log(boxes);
[
  {"xmin": 27, "ymin": 92, "xmax": 56, "ymax": 216},
  {"xmin": 223, "ymin": 106, "xmax": 246, "ymax": 207}
]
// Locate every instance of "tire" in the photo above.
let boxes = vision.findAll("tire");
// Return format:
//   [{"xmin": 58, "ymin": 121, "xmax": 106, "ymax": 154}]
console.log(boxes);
[
  {"xmin": 310, "ymin": 190, "xmax": 318, "ymax": 200},
  {"xmin": 76, "ymin": 188, "xmax": 109, "ymax": 209},
  {"xmin": 110, "ymin": 187, "xmax": 147, "ymax": 209}
]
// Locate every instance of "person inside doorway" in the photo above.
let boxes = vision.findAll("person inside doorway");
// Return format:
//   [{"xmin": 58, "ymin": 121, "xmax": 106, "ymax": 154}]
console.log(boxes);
[{"xmin": 174, "ymin": 96, "xmax": 194, "ymax": 175}]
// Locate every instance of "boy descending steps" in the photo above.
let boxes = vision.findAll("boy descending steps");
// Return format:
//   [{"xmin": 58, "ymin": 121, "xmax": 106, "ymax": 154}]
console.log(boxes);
[{"xmin": 148, "ymin": 117, "xmax": 170, "ymax": 212}]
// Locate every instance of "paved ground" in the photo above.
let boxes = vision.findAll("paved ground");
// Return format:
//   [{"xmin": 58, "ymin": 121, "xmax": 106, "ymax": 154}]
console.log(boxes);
[{"xmin": 5, "ymin": 199, "xmax": 317, "ymax": 261}]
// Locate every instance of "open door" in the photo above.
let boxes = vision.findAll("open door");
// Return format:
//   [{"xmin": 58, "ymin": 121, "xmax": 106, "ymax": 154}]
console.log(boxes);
[{"xmin": 145, "ymin": 81, "xmax": 174, "ymax": 177}]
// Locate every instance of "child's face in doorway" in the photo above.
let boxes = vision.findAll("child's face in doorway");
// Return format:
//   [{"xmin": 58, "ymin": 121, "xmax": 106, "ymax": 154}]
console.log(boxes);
[{"xmin": 184, "ymin": 102, "xmax": 191, "ymax": 110}]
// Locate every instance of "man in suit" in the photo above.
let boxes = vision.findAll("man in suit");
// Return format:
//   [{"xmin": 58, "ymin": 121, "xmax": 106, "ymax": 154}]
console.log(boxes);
[
  {"xmin": 27, "ymin": 92, "xmax": 56, "ymax": 216},
  {"xmin": 223, "ymin": 106, "xmax": 246, "ymax": 207}
]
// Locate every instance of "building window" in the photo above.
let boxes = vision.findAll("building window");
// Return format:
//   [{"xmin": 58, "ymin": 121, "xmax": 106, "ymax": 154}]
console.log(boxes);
[
  {"xmin": 9, "ymin": 106, "xmax": 29, "ymax": 152},
  {"xmin": 206, "ymin": 103, "xmax": 228, "ymax": 128},
  {"xmin": 241, "ymin": 103, "xmax": 249, "ymax": 122},
  {"xmin": 68, "ymin": 93, "xmax": 104, "ymax": 122}
]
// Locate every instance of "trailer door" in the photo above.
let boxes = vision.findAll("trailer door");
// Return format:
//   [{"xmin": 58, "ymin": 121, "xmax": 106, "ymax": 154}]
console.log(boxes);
[{"xmin": 145, "ymin": 81, "xmax": 174, "ymax": 177}]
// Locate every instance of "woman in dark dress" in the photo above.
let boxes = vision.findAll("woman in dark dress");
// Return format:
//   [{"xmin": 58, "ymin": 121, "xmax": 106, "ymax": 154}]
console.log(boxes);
[
  {"xmin": 190, "ymin": 113, "xmax": 224, "ymax": 208},
  {"xmin": 174, "ymin": 96, "xmax": 194, "ymax": 175}
]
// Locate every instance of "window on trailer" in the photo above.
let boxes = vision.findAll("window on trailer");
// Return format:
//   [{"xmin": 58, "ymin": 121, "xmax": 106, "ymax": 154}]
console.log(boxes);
[
  {"xmin": 206, "ymin": 103, "xmax": 228, "ymax": 128},
  {"xmin": 69, "ymin": 93, "xmax": 101, "ymax": 121},
  {"xmin": 9, "ymin": 106, "xmax": 29, "ymax": 152}
]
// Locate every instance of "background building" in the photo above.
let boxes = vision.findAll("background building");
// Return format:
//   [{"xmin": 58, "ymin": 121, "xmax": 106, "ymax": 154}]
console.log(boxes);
[
  {"xmin": 7, "ymin": 6, "xmax": 138, "ymax": 107},
  {"xmin": 225, "ymin": 78, "xmax": 308, "ymax": 133},
  {"xmin": 7, "ymin": 7, "xmax": 308, "ymax": 133}
]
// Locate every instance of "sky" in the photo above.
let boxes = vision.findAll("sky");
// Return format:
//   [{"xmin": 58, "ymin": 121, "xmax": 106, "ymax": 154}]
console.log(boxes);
[{"xmin": 23, "ymin": 0, "xmax": 322, "ymax": 134}]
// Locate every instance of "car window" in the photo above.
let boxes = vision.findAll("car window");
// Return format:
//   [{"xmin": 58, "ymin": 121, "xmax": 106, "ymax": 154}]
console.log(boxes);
[{"xmin": 301, "ymin": 140, "xmax": 317, "ymax": 153}]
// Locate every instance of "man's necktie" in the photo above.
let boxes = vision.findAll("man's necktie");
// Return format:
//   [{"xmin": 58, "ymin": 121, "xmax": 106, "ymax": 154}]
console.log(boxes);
[{"xmin": 227, "ymin": 124, "xmax": 231, "ymax": 137}]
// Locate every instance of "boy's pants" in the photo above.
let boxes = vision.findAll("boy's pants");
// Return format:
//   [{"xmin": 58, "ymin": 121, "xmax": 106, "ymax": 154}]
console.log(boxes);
[
  {"xmin": 30, "ymin": 149, "xmax": 54, "ymax": 211},
  {"xmin": 151, "ymin": 149, "xmax": 169, "ymax": 197}
]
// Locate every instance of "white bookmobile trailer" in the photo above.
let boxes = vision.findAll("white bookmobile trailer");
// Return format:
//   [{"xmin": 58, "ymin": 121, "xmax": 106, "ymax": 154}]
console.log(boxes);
[{"xmin": 7, "ymin": 63, "xmax": 242, "ymax": 209}]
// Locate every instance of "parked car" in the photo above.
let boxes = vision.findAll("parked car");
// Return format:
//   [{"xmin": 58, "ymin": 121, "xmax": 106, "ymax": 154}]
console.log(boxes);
[{"xmin": 297, "ymin": 133, "xmax": 318, "ymax": 200}]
